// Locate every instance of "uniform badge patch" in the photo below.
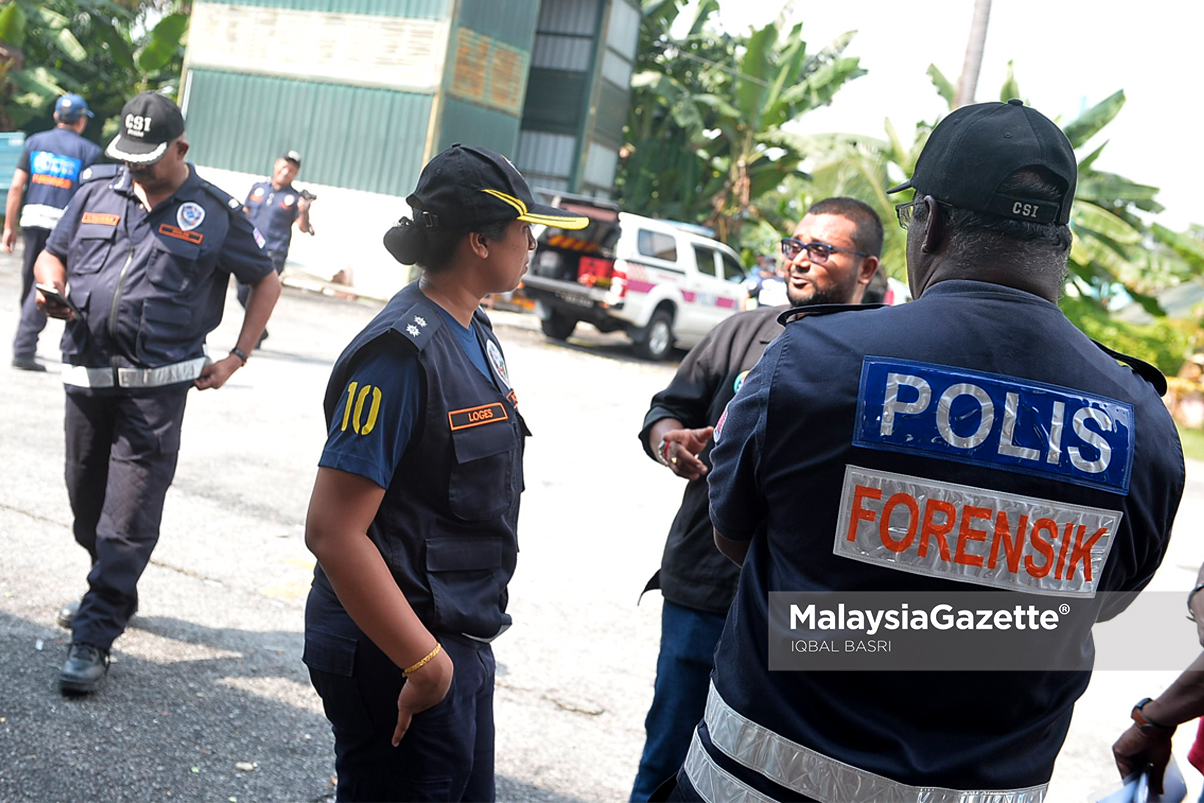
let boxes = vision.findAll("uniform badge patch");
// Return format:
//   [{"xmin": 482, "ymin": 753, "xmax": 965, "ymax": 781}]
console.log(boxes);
[
  {"xmin": 449, "ymin": 402, "xmax": 509, "ymax": 431},
  {"xmin": 81, "ymin": 212, "xmax": 120, "ymax": 226},
  {"xmin": 177, "ymin": 202, "xmax": 205, "ymax": 231},
  {"xmin": 486, "ymin": 340, "xmax": 510, "ymax": 388},
  {"xmin": 158, "ymin": 223, "xmax": 204, "ymax": 244},
  {"xmin": 252, "ymin": 227, "xmax": 266, "ymax": 249},
  {"xmin": 252, "ymin": 187, "xmax": 265, "ymax": 199},
  {"xmin": 733, "ymin": 370, "xmax": 749, "ymax": 394},
  {"xmin": 284, "ymin": 195, "xmax": 295, "ymax": 207}
]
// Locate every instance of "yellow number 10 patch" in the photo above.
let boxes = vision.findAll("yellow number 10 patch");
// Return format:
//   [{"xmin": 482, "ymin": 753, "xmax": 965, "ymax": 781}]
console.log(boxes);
[{"xmin": 341, "ymin": 381, "xmax": 383, "ymax": 435}]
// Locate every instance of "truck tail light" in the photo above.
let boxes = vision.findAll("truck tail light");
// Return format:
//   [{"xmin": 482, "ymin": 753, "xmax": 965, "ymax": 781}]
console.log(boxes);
[{"xmin": 611, "ymin": 260, "xmax": 628, "ymax": 299}]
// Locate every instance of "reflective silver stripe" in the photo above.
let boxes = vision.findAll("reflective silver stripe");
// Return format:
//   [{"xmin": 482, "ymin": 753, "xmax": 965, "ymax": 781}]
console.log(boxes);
[
  {"xmin": 19, "ymin": 203, "xmax": 65, "ymax": 230},
  {"xmin": 61, "ymin": 357, "xmax": 209, "ymax": 389},
  {"xmin": 684, "ymin": 730, "xmax": 776, "ymax": 803},
  {"xmin": 704, "ymin": 682, "xmax": 1047, "ymax": 803}
]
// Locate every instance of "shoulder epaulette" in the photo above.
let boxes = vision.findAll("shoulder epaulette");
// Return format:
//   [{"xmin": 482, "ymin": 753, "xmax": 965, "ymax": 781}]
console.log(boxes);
[
  {"xmin": 777, "ymin": 302, "xmax": 885, "ymax": 327},
  {"xmin": 78, "ymin": 163, "xmax": 121, "ymax": 184},
  {"xmin": 197, "ymin": 177, "xmax": 245, "ymax": 215},
  {"xmin": 1093, "ymin": 339, "xmax": 1168, "ymax": 397},
  {"xmin": 391, "ymin": 301, "xmax": 443, "ymax": 352}
]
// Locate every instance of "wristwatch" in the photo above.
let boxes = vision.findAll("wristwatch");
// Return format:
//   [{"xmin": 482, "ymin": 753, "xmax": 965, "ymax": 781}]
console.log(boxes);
[
  {"xmin": 1131, "ymin": 697, "xmax": 1175, "ymax": 736},
  {"xmin": 655, "ymin": 437, "xmax": 672, "ymax": 467}
]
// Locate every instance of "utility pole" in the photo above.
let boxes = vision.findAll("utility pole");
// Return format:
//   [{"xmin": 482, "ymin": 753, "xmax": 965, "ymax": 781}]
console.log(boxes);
[{"xmin": 954, "ymin": 0, "xmax": 991, "ymax": 108}]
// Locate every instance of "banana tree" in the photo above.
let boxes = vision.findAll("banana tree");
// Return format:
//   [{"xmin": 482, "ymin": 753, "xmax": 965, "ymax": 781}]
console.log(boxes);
[
  {"xmin": 616, "ymin": 0, "xmax": 865, "ymax": 246},
  {"xmin": 0, "ymin": 0, "xmax": 188, "ymax": 133}
]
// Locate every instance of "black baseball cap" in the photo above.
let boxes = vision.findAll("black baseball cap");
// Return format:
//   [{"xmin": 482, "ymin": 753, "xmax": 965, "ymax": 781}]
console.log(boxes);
[
  {"xmin": 406, "ymin": 144, "xmax": 588, "ymax": 231},
  {"xmin": 281, "ymin": 150, "xmax": 302, "ymax": 167},
  {"xmin": 887, "ymin": 99, "xmax": 1077, "ymax": 225},
  {"xmin": 105, "ymin": 91, "xmax": 186, "ymax": 165}
]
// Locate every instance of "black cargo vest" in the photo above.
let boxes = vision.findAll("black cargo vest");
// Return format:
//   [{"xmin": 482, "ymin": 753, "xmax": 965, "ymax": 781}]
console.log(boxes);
[{"xmin": 315, "ymin": 281, "xmax": 526, "ymax": 640}]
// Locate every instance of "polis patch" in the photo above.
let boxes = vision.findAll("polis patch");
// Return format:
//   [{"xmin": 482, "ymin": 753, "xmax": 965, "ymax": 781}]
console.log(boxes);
[
  {"xmin": 835, "ymin": 465, "xmax": 1122, "ymax": 598},
  {"xmin": 448, "ymin": 402, "xmax": 508, "ymax": 431},
  {"xmin": 855, "ymin": 357, "xmax": 1135, "ymax": 494}
]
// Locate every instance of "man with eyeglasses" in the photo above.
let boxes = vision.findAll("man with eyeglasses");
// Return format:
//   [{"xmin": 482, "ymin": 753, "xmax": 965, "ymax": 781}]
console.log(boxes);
[
  {"xmin": 659, "ymin": 101, "xmax": 1183, "ymax": 802},
  {"xmin": 631, "ymin": 197, "xmax": 881, "ymax": 802}
]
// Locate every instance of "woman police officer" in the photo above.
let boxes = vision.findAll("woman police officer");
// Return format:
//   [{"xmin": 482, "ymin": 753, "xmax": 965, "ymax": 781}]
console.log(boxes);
[{"xmin": 302, "ymin": 144, "xmax": 587, "ymax": 801}]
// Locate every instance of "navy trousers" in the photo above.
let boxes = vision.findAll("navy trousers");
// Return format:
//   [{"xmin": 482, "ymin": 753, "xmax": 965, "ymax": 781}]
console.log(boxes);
[
  {"xmin": 64, "ymin": 387, "xmax": 188, "ymax": 650},
  {"xmin": 631, "ymin": 600, "xmax": 728, "ymax": 802},
  {"xmin": 305, "ymin": 593, "xmax": 496, "ymax": 802},
  {"xmin": 12, "ymin": 227, "xmax": 50, "ymax": 359}
]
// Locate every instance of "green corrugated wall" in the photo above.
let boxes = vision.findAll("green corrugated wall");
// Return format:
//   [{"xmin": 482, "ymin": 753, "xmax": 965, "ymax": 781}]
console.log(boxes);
[
  {"xmin": 197, "ymin": 0, "xmax": 451, "ymax": 16},
  {"xmin": 457, "ymin": 1, "xmax": 540, "ymax": 50},
  {"xmin": 437, "ymin": 97, "xmax": 521, "ymax": 156},
  {"xmin": 185, "ymin": 70, "xmax": 433, "ymax": 197}
]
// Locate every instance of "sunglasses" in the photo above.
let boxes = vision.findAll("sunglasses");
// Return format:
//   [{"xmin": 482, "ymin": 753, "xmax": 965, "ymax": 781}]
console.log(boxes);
[{"xmin": 779, "ymin": 237, "xmax": 871, "ymax": 264}]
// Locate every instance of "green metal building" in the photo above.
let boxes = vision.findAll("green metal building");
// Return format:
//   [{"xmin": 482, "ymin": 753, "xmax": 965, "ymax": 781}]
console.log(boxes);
[{"xmin": 181, "ymin": 0, "xmax": 638, "ymax": 295}]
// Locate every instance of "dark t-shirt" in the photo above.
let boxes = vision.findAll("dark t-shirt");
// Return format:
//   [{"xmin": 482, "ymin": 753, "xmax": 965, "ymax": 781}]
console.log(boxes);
[{"xmin": 638, "ymin": 304, "xmax": 785, "ymax": 613}]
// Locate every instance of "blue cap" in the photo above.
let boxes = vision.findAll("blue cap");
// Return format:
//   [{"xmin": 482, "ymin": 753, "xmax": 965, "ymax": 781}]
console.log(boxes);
[{"xmin": 55, "ymin": 94, "xmax": 93, "ymax": 120}]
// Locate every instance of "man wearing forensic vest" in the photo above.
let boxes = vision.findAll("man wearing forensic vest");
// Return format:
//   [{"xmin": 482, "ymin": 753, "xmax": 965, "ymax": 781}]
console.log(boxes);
[
  {"xmin": 5, "ymin": 94, "xmax": 101, "ymax": 371},
  {"xmin": 662, "ymin": 101, "xmax": 1185, "ymax": 801}
]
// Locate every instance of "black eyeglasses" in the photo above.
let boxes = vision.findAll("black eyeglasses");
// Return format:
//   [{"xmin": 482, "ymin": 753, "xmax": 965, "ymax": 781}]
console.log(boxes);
[
  {"xmin": 779, "ymin": 237, "xmax": 870, "ymax": 264},
  {"xmin": 894, "ymin": 198, "xmax": 953, "ymax": 230}
]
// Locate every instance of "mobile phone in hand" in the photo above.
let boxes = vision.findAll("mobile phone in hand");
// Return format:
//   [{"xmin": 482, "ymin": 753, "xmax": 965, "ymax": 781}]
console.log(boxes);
[{"xmin": 35, "ymin": 283, "xmax": 82, "ymax": 316}]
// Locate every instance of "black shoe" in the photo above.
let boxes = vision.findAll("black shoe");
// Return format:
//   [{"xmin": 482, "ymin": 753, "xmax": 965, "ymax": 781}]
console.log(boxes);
[
  {"xmin": 59, "ymin": 643, "xmax": 109, "ymax": 694},
  {"xmin": 57, "ymin": 600, "xmax": 80, "ymax": 629},
  {"xmin": 12, "ymin": 356, "xmax": 47, "ymax": 372},
  {"xmin": 255, "ymin": 329, "xmax": 269, "ymax": 350}
]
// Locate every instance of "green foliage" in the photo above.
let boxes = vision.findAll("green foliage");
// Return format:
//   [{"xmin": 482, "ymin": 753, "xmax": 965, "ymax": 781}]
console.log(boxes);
[
  {"xmin": 1060, "ymin": 294, "xmax": 1190, "ymax": 375},
  {"xmin": 616, "ymin": 0, "xmax": 865, "ymax": 247},
  {"xmin": 0, "ymin": 0, "xmax": 189, "ymax": 134}
]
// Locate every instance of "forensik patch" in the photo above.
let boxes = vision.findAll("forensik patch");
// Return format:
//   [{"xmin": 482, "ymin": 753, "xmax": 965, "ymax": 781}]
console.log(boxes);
[
  {"xmin": 855, "ymin": 357, "xmax": 1135, "ymax": 494},
  {"xmin": 158, "ymin": 224, "xmax": 203, "ymax": 244},
  {"xmin": 836, "ymin": 465, "xmax": 1122, "ymax": 598},
  {"xmin": 177, "ymin": 201, "xmax": 205, "ymax": 231},
  {"xmin": 449, "ymin": 402, "xmax": 508, "ymax": 431},
  {"xmin": 81, "ymin": 212, "xmax": 120, "ymax": 226}
]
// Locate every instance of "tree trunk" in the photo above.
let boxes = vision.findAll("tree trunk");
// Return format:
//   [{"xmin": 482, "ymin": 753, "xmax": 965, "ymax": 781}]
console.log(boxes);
[{"xmin": 954, "ymin": 0, "xmax": 991, "ymax": 109}]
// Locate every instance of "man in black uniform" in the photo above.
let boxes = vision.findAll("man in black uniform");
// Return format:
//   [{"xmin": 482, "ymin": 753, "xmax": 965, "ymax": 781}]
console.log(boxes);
[
  {"xmin": 630, "ymin": 198, "xmax": 882, "ymax": 801},
  {"xmin": 666, "ymin": 101, "xmax": 1184, "ymax": 801},
  {"xmin": 34, "ymin": 91, "xmax": 281, "ymax": 693}
]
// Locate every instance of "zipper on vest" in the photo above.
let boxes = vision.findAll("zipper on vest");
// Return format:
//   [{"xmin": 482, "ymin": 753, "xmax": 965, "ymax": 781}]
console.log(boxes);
[{"xmin": 108, "ymin": 247, "xmax": 135, "ymax": 386}]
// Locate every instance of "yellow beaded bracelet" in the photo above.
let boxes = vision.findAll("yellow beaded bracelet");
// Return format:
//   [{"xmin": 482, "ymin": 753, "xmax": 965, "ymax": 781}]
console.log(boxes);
[{"xmin": 402, "ymin": 642, "xmax": 442, "ymax": 677}]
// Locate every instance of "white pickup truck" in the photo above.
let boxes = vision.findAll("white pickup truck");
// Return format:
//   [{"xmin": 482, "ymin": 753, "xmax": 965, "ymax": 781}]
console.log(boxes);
[{"xmin": 520, "ymin": 195, "xmax": 749, "ymax": 360}]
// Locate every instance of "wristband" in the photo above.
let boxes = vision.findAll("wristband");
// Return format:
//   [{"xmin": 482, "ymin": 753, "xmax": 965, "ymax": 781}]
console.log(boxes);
[
  {"xmin": 402, "ymin": 642, "xmax": 442, "ymax": 677},
  {"xmin": 229, "ymin": 347, "xmax": 249, "ymax": 366},
  {"xmin": 1132, "ymin": 697, "xmax": 1175, "ymax": 736}
]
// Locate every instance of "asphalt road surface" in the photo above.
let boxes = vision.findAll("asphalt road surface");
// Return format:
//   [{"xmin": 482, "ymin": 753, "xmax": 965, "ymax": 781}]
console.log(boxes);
[{"xmin": 1, "ymin": 242, "xmax": 1202, "ymax": 802}]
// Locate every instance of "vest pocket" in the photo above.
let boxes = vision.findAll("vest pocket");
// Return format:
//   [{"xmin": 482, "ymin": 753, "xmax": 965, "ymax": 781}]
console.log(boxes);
[
  {"xmin": 149, "ymin": 235, "xmax": 201, "ymax": 292},
  {"xmin": 448, "ymin": 421, "xmax": 516, "ymax": 521},
  {"xmin": 73, "ymin": 223, "xmax": 117, "ymax": 275},
  {"xmin": 137, "ymin": 297, "xmax": 194, "ymax": 364},
  {"xmin": 425, "ymin": 536, "xmax": 504, "ymax": 636}
]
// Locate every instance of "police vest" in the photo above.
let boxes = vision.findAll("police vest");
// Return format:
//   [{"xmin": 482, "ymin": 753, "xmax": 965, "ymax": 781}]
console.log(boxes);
[
  {"xmin": 699, "ymin": 281, "xmax": 1184, "ymax": 801},
  {"xmin": 315, "ymin": 282, "xmax": 526, "ymax": 641}
]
